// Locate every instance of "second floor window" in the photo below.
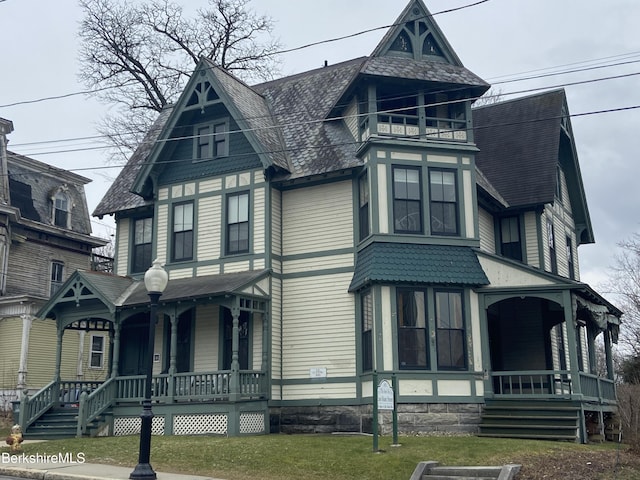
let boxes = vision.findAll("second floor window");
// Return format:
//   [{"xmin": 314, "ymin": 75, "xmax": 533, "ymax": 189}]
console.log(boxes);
[
  {"xmin": 566, "ymin": 236, "xmax": 575, "ymax": 279},
  {"xmin": 173, "ymin": 202, "xmax": 194, "ymax": 262},
  {"xmin": 227, "ymin": 192, "xmax": 249, "ymax": 254},
  {"xmin": 53, "ymin": 191, "xmax": 69, "ymax": 228},
  {"xmin": 133, "ymin": 217, "xmax": 153, "ymax": 273},
  {"xmin": 393, "ymin": 167, "xmax": 422, "ymax": 234},
  {"xmin": 500, "ymin": 216, "xmax": 522, "ymax": 261},
  {"xmin": 397, "ymin": 288, "xmax": 428, "ymax": 369},
  {"xmin": 50, "ymin": 261, "xmax": 64, "ymax": 296},
  {"xmin": 429, "ymin": 169, "xmax": 458, "ymax": 235},
  {"xmin": 358, "ymin": 173, "xmax": 370, "ymax": 241}
]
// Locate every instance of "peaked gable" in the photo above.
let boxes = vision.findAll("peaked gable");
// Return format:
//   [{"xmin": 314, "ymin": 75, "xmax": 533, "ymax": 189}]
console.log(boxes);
[
  {"xmin": 131, "ymin": 59, "xmax": 288, "ymax": 197},
  {"xmin": 371, "ymin": 0, "xmax": 462, "ymax": 65}
]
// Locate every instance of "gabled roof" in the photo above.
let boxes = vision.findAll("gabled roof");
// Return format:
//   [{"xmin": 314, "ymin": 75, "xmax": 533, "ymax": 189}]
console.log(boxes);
[
  {"xmin": 473, "ymin": 89, "xmax": 594, "ymax": 243},
  {"xmin": 349, "ymin": 242, "xmax": 489, "ymax": 291}
]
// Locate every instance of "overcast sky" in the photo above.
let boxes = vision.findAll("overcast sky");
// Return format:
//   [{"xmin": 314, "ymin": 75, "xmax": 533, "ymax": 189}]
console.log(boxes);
[{"xmin": 1, "ymin": 0, "xmax": 639, "ymax": 296}]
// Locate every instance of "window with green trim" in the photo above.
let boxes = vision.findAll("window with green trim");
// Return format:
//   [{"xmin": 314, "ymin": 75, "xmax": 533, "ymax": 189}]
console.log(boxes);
[
  {"xmin": 132, "ymin": 217, "xmax": 153, "ymax": 273},
  {"xmin": 393, "ymin": 166, "xmax": 422, "ymax": 234},
  {"xmin": 172, "ymin": 202, "xmax": 194, "ymax": 262},
  {"xmin": 435, "ymin": 290, "xmax": 466, "ymax": 370},
  {"xmin": 361, "ymin": 289, "xmax": 373, "ymax": 372},
  {"xmin": 226, "ymin": 192, "xmax": 249, "ymax": 254},
  {"xmin": 397, "ymin": 288, "xmax": 428, "ymax": 369},
  {"xmin": 429, "ymin": 169, "xmax": 458, "ymax": 235}
]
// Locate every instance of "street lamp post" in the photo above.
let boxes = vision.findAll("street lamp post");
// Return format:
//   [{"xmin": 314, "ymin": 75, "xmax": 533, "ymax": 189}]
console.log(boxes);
[{"xmin": 130, "ymin": 259, "xmax": 168, "ymax": 480}]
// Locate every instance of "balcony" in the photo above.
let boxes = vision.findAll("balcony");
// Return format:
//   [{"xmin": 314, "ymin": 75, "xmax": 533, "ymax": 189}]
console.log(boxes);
[{"xmin": 360, "ymin": 113, "xmax": 468, "ymax": 142}]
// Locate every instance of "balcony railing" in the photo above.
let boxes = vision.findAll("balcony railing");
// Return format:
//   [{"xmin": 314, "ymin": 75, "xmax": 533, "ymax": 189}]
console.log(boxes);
[{"xmin": 360, "ymin": 114, "xmax": 468, "ymax": 142}]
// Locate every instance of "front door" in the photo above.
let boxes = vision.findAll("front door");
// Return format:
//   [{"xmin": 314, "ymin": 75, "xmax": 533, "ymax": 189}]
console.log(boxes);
[
  {"xmin": 119, "ymin": 314, "xmax": 150, "ymax": 376},
  {"xmin": 222, "ymin": 308, "xmax": 250, "ymax": 370}
]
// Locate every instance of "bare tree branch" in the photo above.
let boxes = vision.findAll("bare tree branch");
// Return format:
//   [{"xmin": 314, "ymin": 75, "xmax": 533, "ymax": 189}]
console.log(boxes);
[{"xmin": 78, "ymin": 0, "xmax": 281, "ymax": 162}]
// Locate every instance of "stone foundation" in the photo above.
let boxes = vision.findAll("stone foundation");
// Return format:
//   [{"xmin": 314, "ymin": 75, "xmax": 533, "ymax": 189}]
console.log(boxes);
[{"xmin": 271, "ymin": 403, "xmax": 483, "ymax": 435}]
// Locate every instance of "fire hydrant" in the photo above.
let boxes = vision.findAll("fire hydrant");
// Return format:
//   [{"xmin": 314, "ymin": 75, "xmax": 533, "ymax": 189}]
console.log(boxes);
[{"xmin": 5, "ymin": 424, "xmax": 23, "ymax": 454}]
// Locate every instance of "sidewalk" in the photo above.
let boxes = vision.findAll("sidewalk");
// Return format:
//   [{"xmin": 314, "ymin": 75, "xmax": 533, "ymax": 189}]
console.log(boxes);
[{"xmin": 0, "ymin": 460, "xmax": 223, "ymax": 480}]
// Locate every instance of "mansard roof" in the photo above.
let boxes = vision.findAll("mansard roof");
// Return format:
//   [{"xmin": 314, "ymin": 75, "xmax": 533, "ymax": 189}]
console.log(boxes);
[
  {"xmin": 473, "ymin": 89, "xmax": 594, "ymax": 244},
  {"xmin": 7, "ymin": 151, "xmax": 95, "ymax": 235}
]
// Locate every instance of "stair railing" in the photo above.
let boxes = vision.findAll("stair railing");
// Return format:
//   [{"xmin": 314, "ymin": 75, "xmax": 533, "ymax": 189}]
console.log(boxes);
[
  {"xmin": 19, "ymin": 380, "xmax": 58, "ymax": 431},
  {"xmin": 76, "ymin": 377, "xmax": 116, "ymax": 437}
]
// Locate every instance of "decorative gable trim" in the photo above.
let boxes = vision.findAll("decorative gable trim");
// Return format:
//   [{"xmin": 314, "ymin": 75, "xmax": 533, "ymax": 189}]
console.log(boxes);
[{"xmin": 370, "ymin": 0, "xmax": 463, "ymax": 66}]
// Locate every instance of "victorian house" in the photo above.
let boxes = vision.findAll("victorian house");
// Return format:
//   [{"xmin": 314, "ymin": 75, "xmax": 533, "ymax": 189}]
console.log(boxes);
[
  {"xmin": 0, "ymin": 118, "xmax": 108, "ymax": 410},
  {"xmin": 22, "ymin": 0, "xmax": 620, "ymax": 442}
]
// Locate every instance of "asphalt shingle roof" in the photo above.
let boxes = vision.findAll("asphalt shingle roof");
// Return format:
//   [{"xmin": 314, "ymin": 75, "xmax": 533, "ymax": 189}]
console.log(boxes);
[
  {"xmin": 473, "ymin": 90, "xmax": 565, "ymax": 208},
  {"xmin": 349, "ymin": 242, "xmax": 489, "ymax": 291}
]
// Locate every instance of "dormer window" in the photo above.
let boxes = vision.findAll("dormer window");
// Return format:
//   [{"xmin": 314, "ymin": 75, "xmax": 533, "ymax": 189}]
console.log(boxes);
[
  {"xmin": 51, "ymin": 188, "xmax": 71, "ymax": 229},
  {"xmin": 194, "ymin": 120, "xmax": 229, "ymax": 161}
]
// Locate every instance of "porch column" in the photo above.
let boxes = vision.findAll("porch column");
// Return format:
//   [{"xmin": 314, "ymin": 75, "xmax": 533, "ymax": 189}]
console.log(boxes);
[
  {"xmin": 167, "ymin": 312, "xmax": 178, "ymax": 403},
  {"xmin": 54, "ymin": 328, "xmax": 64, "ymax": 382},
  {"xmin": 111, "ymin": 320, "xmax": 120, "ymax": 378},
  {"xmin": 261, "ymin": 310, "xmax": 268, "ymax": 372},
  {"xmin": 76, "ymin": 330, "xmax": 86, "ymax": 379},
  {"xmin": 17, "ymin": 314, "xmax": 33, "ymax": 391},
  {"xmin": 229, "ymin": 303, "xmax": 241, "ymax": 402},
  {"xmin": 604, "ymin": 329, "xmax": 615, "ymax": 380},
  {"xmin": 563, "ymin": 291, "xmax": 582, "ymax": 397}
]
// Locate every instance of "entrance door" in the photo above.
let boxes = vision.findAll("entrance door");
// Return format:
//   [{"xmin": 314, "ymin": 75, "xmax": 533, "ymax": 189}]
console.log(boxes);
[
  {"xmin": 163, "ymin": 309, "xmax": 194, "ymax": 373},
  {"xmin": 119, "ymin": 314, "xmax": 149, "ymax": 376}
]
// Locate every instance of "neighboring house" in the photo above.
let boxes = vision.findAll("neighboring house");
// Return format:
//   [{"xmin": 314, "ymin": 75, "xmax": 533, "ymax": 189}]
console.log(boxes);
[
  {"xmin": 25, "ymin": 0, "xmax": 620, "ymax": 442},
  {"xmin": 0, "ymin": 118, "xmax": 108, "ymax": 410}
]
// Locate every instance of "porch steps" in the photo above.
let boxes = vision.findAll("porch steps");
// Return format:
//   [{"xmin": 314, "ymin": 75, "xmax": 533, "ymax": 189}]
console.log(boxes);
[
  {"xmin": 478, "ymin": 399, "xmax": 580, "ymax": 442},
  {"xmin": 410, "ymin": 461, "xmax": 521, "ymax": 480},
  {"xmin": 26, "ymin": 407, "xmax": 110, "ymax": 439}
]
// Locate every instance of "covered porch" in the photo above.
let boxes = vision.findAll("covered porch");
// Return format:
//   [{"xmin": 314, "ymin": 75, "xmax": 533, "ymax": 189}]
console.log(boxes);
[
  {"xmin": 477, "ymin": 284, "xmax": 621, "ymax": 442},
  {"xmin": 17, "ymin": 269, "xmax": 272, "ymax": 438}
]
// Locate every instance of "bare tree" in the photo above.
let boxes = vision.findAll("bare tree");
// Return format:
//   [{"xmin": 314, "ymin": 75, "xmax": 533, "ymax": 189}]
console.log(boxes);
[
  {"xmin": 473, "ymin": 86, "xmax": 505, "ymax": 107},
  {"xmin": 78, "ymin": 0, "xmax": 281, "ymax": 159}
]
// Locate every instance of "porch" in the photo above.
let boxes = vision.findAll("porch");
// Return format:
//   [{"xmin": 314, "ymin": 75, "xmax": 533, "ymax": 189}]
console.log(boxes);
[{"xmin": 18, "ymin": 370, "xmax": 268, "ymax": 438}]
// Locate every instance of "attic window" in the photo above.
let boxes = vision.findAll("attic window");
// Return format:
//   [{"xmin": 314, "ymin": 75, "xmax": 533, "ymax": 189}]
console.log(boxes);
[
  {"xmin": 390, "ymin": 31, "xmax": 413, "ymax": 54},
  {"xmin": 194, "ymin": 120, "xmax": 229, "ymax": 160},
  {"xmin": 186, "ymin": 80, "xmax": 219, "ymax": 108},
  {"xmin": 423, "ymin": 34, "xmax": 443, "ymax": 57},
  {"xmin": 52, "ymin": 190, "xmax": 70, "ymax": 228}
]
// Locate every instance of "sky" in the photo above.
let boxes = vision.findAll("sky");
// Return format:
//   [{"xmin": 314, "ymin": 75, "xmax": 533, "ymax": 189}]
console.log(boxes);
[{"xmin": 1, "ymin": 0, "xmax": 639, "ymax": 297}]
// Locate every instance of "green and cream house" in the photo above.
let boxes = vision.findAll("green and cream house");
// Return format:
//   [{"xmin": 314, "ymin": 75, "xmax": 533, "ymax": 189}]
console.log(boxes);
[{"xmin": 24, "ymin": 0, "xmax": 620, "ymax": 442}]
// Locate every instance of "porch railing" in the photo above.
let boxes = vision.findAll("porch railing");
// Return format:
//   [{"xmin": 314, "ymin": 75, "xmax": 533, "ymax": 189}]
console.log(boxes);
[
  {"xmin": 77, "ymin": 377, "xmax": 116, "ymax": 436},
  {"xmin": 492, "ymin": 370, "xmax": 573, "ymax": 397},
  {"xmin": 20, "ymin": 380, "xmax": 57, "ymax": 431},
  {"xmin": 579, "ymin": 373, "xmax": 616, "ymax": 403},
  {"xmin": 491, "ymin": 370, "xmax": 617, "ymax": 404}
]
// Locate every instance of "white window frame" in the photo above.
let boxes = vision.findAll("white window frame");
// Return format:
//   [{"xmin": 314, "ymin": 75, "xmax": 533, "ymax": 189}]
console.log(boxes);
[{"xmin": 89, "ymin": 334, "xmax": 105, "ymax": 369}]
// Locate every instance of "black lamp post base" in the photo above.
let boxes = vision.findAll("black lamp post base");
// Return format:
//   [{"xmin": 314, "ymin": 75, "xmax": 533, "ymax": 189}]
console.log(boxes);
[{"xmin": 130, "ymin": 462, "xmax": 157, "ymax": 480}]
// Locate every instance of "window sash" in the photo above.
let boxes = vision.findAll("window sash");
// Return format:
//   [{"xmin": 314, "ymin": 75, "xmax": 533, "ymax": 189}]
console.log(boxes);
[
  {"xmin": 90, "ymin": 335, "xmax": 104, "ymax": 368},
  {"xmin": 397, "ymin": 289, "xmax": 428, "ymax": 369},
  {"xmin": 361, "ymin": 290, "xmax": 373, "ymax": 372},
  {"xmin": 359, "ymin": 174, "xmax": 370, "ymax": 241},
  {"xmin": 227, "ymin": 193, "xmax": 249, "ymax": 254},
  {"xmin": 429, "ymin": 169, "xmax": 458, "ymax": 235},
  {"xmin": 393, "ymin": 167, "xmax": 422, "ymax": 233},
  {"xmin": 435, "ymin": 291, "xmax": 466, "ymax": 370},
  {"xmin": 173, "ymin": 203, "xmax": 194, "ymax": 261}
]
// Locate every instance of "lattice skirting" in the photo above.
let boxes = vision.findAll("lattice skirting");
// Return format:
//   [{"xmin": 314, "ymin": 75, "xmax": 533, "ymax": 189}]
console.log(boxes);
[
  {"xmin": 173, "ymin": 414, "xmax": 228, "ymax": 435},
  {"xmin": 240, "ymin": 412, "xmax": 265, "ymax": 434},
  {"xmin": 114, "ymin": 416, "xmax": 165, "ymax": 436}
]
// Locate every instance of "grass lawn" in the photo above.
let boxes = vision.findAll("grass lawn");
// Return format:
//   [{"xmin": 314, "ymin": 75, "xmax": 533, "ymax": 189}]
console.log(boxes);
[{"xmin": 6, "ymin": 434, "xmax": 640, "ymax": 480}]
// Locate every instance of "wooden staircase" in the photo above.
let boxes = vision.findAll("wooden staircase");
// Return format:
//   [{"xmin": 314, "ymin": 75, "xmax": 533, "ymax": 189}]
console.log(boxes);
[
  {"xmin": 478, "ymin": 399, "xmax": 581, "ymax": 441},
  {"xmin": 25, "ymin": 406, "xmax": 111, "ymax": 439}
]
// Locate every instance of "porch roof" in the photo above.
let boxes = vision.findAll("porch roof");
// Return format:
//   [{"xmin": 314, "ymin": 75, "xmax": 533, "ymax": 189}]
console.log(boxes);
[
  {"xmin": 122, "ymin": 269, "xmax": 270, "ymax": 307},
  {"xmin": 349, "ymin": 242, "xmax": 489, "ymax": 292}
]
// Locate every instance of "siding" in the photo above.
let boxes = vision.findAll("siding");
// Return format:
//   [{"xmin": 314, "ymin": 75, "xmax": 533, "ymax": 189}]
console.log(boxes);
[
  {"xmin": 524, "ymin": 211, "xmax": 539, "ymax": 268},
  {"xmin": 253, "ymin": 187, "xmax": 266, "ymax": 254},
  {"xmin": 478, "ymin": 207, "xmax": 495, "ymax": 253},
  {"xmin": 271, "ymin": 188, "xmax": 282, "ymax": 257},
  {"xmin": 197, "ymin": 196, "xmax": 222, "ymax": 261},
  {"xmin": 193, "ymin": 304, "xmax": 219, "ymax": 371},
  {"xmin": 0, "ymin": 319, "xmax": 21, "ymax": 389},
  {"xmin": 157, "ymin": 204, "xmax": 169, "ymax": 265},
  {"xmin": 282, "ymin": 181, "xmax": 353, "ymax": 256},
  {"xmin": 281, "ymin": 272, "xmax": 355, "ymax": 380},
  {"xmin": 116, "ymin": 218, "xmax": 130, "ymax": 276}
]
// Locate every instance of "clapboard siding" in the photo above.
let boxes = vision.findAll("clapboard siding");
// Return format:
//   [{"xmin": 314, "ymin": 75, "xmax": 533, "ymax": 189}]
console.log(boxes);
[
  {"xmin": 271, "ymin": 276, "xmax": 283, "ymax": 384},
  {"xmin": 283, "ymin": 253, "xmax": 354, "ymax": 275},
  {"xmin": 0, "ymin": 320, "xmax": 21, "ymax": 389},
  {"xmin": 253, "ymin": 187, "xmax": 266, "ymax": 254},
  {"xmin": 157, "ymin": 204, "xmax": 169, "ymax": 265},
  {"xmin": 282, "ymin": 181, "xmax": 353, "ymax": 256},
  {"xmin": 282, "ymin": 272, "xmax": 355, "ymax": 380},
  {"xmin": 478, "ymin": 207, "xmax": 495, "ymax": 253},
  {"xmin": 524, "ymin": 211, "xmax": 539, "ymax": 267},
  {"xmin": 197, "ymin": 196, "xmax": 221, "ymax": 261},
  {"xmin": 6, "ymin": 239, "xmax": 91, "ymax": 298},
  {"xmin": 193, "ymin": 304, "xmax": 219, "ymax": 371},
  {"xmin": 282, "ymin": 383, "xmax": 357, "ymax": 400},
  {"xmin": 271, "ymin": 188, "xmax": 282, "ymax": 256},
  {"xmin": 28, "ymin": 322, "xmax": 82, "ymax": 388},
  {"xmin": 115, "ymin": 218, "xmax": 130, "ymax": 276}
]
